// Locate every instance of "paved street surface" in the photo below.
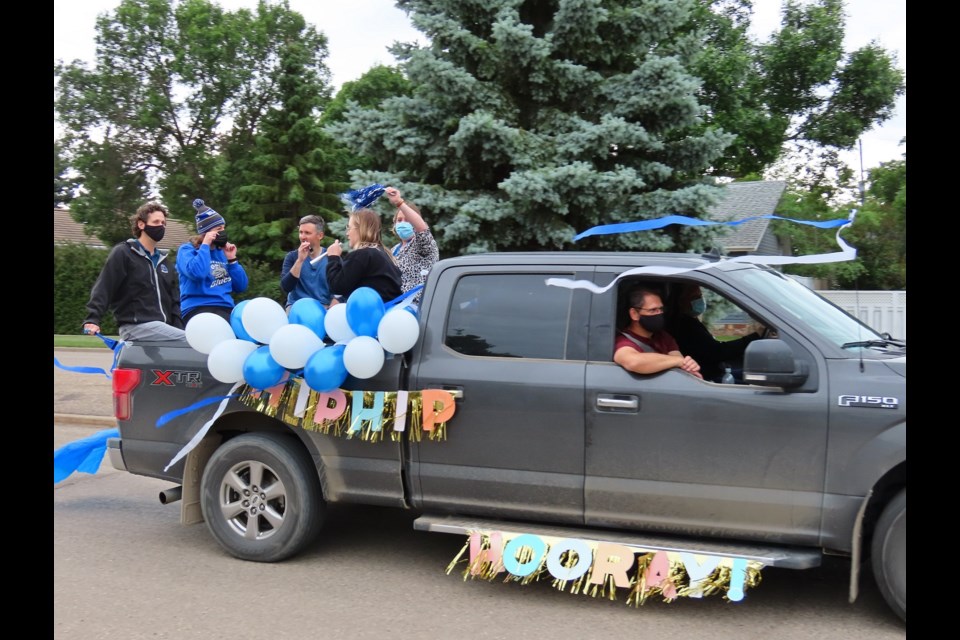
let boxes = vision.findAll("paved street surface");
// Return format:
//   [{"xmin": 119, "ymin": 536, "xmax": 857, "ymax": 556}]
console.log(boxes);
[
  {"xmin": 54, "ymin": 347, "xmax": 115, "ymax": 418},
  {"xmin": 54, "ymin": 348, "xmax": 906, "ymax": 639}
]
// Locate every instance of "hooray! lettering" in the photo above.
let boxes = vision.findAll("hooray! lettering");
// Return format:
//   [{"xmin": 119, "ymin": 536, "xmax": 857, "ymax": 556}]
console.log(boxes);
[{"xmin": 448, "ymin": 530, "xmax": 763, "ymax": 606}]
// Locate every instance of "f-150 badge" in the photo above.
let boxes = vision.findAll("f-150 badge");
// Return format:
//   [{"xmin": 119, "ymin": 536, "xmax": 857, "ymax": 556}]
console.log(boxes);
[{"xmin": 837, "ymin": 395, "xmax": 899, "ymax": 409}]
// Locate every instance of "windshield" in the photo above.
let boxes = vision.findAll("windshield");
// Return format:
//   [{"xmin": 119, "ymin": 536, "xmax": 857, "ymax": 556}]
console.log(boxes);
[{"xmin": 727, "ymin": 267, "xmax": 898, "ymax": 352}]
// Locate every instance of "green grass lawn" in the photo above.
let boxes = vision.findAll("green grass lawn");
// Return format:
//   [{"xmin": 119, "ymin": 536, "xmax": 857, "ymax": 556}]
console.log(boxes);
[{"xmin": 54, "ymin": 334, "xmax": 119, "ymax": 348}]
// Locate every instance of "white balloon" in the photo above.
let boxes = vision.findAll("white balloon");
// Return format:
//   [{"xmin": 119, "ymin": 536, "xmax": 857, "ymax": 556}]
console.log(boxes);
[
  {"xmin": 324, "ymin": 303, "xmax": 357, "ymax": 344},
  {"xmin": 241, "ymin": 297, "xmax": 288, "ymax": 344},
  {"xmin": 377, "ymin": 308, "xmax": 420, "ymax": 354},
  {"xmin": 269, "ymin": 323, "xmax": 325, "ymax": 370},
  {"xmin": 207, "ymin": 339, "xmax": 259, "ymax": 383},
  {"xmin": 185, "ymin": 312, "xmax": 236, "ymax": 354},
  {"xmin": 342, "ymin": 336, "xmax": 385, "ymax": 379}
]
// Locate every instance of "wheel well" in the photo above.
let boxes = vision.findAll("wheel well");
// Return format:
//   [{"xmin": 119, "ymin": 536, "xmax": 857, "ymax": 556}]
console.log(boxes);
[
  {"xmin": 862, "ymin": 462, "xmax": 906, "ymax": 547},
  {"xmin": 206, "ymin": 410, "xmax": 326, "ymax": 496}
]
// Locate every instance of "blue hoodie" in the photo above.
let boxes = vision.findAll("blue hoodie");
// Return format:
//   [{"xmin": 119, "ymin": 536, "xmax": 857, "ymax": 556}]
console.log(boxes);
[{"xmin": 176, "ymin": 242, "xmax": 249, "ymax": 315}]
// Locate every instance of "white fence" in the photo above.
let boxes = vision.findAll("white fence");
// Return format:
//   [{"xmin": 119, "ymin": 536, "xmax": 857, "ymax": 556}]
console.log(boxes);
[{"xmin": 816, "ymin": 290, "xmax": 906, "ymax": 339}]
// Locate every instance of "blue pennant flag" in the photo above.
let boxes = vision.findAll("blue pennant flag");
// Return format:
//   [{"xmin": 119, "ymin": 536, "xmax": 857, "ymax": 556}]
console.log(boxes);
[{"xmin": 340, "ymin": 184, "xmax": 386, "ymax": 211}]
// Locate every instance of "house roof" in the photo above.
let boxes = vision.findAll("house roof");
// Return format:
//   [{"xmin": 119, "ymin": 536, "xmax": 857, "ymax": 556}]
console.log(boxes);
[
  {"xmin": 707, "ymin": 180, "xmax": 787, "ymax": 253},
  {"xmin": 54, "ymin": 208, "xmax": 194, "ymax": 250}
]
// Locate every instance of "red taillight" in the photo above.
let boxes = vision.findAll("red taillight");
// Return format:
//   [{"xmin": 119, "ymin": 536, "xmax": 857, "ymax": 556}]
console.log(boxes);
[{"xmin": 112, "ymin": 368, "xmax": 141, "ymax": 421}]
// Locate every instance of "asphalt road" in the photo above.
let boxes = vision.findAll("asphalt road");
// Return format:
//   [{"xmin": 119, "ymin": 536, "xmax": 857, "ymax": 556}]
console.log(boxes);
[{"xmin": 53, "ymin": 348, "xmax": 906, "ymax": 639}]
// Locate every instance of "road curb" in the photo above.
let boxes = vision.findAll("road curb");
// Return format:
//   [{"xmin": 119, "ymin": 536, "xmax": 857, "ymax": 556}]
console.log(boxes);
[{"xmin": 54, "ymin": 413, "xmax": 116, "ymax": 427}]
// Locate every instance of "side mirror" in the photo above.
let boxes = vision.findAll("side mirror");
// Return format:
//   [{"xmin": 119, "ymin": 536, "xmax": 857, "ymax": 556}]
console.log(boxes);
[{"xmin": 743, "ymin": 339, "xmax": 808, "ymax": 388}]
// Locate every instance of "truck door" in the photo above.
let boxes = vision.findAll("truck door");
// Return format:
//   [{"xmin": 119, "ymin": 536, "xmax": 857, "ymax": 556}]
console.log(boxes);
[
  {"xmin": 582, "ymin": 271, "xmax": 829, "ymax": 546},
  {"xmin": 409, "ymin": 265, "xmax": 592, "ymax": 525}
]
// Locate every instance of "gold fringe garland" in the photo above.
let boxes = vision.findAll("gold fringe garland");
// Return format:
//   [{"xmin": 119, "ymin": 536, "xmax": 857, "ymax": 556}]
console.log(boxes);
[
  {"xmin": 449, "ymin": 531, "xmax": 765, "ymax": 608},
  {"xmin": 237, "ymin": 381, "xmax": 453, "ymax": 443}
]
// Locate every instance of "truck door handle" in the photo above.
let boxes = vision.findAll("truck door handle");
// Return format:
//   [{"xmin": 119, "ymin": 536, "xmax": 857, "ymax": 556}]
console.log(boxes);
[
  {"xmin": 596, "ymin": 394, "xmax": 638, "ymax": 410},
  {"xmin": 442, "ymin": 387, "xmax": 463, "ymax": 400}
]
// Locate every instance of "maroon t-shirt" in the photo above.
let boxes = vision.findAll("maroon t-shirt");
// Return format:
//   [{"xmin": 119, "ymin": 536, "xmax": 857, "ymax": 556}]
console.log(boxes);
[{"xmin": 614, "ymin": 327, "xmax": 679, "ymax": 356}]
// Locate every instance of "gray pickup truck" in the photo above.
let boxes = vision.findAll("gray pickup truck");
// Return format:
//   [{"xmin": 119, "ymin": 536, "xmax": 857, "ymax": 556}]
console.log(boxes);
[{"xmin": 106, "ymin": 251, "xmax": 905, "ymax": 621}]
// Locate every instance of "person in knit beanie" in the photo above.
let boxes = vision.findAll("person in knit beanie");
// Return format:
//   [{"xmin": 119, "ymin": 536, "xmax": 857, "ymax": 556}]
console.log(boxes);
[{"xmin": 176, "ymin": 198, "xmax": 249, "ymax": 324}]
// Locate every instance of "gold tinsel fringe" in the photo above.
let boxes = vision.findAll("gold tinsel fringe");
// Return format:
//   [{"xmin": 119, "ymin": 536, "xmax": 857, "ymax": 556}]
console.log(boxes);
[{"xmin": 237, "ymin": 382, "xmax": 453, "ymax": 442}]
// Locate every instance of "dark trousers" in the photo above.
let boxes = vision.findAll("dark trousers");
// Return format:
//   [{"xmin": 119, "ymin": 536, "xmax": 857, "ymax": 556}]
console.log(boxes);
[{"xmin": 182, "ymin": 305, "xmax": 233, "ymax": 325}]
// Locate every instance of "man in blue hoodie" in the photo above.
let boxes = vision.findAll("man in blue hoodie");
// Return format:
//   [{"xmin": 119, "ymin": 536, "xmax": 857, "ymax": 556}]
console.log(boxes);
[{"xmin": 280, "ymin": 214, "xmax": 337, "ymax": 311}]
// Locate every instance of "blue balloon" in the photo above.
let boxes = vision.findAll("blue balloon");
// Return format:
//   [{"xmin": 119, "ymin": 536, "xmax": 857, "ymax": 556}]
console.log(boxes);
[
  {"xmin": 230, "ymin": 300, "xmax": 257, "ymax": 343},
  {"xmin": 346, "ymin": 287, "xmax": 385, "ymax": 337},
  {"xmin": 303, "ymin": 344, "xmax": 348, "ymax": 392},
  {"xmin": 288, "ymin": 298, "xmax": 327, "ymax": 340},
  {"xmin": 242, "ymin": 345, "xmax": 285, "ymax": 389}
]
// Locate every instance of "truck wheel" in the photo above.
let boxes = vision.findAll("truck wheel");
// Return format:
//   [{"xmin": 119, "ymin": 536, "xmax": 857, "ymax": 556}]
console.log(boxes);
[
  {"xmin": 871, "ymin": 488, "xmax": 906, "ymax": 622},
  {"xmin": 201, "ymin": 433, "xmax": 324, "ymax": 562}
]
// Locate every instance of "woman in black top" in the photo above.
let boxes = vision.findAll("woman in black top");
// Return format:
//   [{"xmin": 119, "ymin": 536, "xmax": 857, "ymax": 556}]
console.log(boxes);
[{"xmin": 325, "ymin": 209, "xmax": 403, "ymax": 303}]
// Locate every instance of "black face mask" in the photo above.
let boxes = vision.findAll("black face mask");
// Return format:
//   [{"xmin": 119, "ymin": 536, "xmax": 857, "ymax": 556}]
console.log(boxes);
[
  {"xmin": 212, "ymin": 231, "xmax": 228, "ymax": 248},
  {"xmin": 142, "ymin": 225, "xmax": 165, "ymax": 242},
  {"xmin": 638, "ymin": 314, "xmax": 665, "ymax": 333}
]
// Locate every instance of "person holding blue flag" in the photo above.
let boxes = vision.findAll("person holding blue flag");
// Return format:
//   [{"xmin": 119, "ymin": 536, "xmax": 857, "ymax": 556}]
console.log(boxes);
[
  {"xmin": 385, "ymin": 187, "xmax": 438, "ymax": 307},
  {"xmin": 326, "ymin": 209, "xmax": 402, "ymax": 303}
]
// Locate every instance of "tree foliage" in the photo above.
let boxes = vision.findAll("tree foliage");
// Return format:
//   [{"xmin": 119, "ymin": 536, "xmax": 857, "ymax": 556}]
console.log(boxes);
[
  {"xmin": 54, "ymin": 140, "xmax": 76, "ymax": 209},
  {"xmin": 778, "ymin": 145, "xmax": 905, "ymax": 289},
  {"xmin": 223, "ymin": 31, "xmax": 350, "ymax": 266},
  {"xmin": 321, "ymin": 65, "xmax": 412, "ymax": 126},
  {"xmin": 67, "ymin": 135, "xmax": 152, "ymax": 246},
  {"xmin": 326, "ymin": 0, "xmax": 736, "ymax": 256},
  {"xmin": 54, "ymin": 0, "xmax": 337, "ymax": 240},
  {"xmin": 687, "ymin": 0, "xmax": 905, "ymax": 182}
]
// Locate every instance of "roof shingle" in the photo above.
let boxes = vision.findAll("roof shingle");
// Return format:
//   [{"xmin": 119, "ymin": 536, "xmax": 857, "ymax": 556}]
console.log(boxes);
[
  {"xmin": 707, "ymin": 180, "xmax": 787, "ymax": 253},
  {"xmin": 54, "ymin": 208, "xmax": 194, "ymax": 251}
]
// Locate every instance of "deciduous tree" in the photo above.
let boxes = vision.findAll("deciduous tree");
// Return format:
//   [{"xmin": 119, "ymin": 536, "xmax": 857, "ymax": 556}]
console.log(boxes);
[{"xmin": 55, "ymin": 0, "xmax": 335, "ymax": 232}]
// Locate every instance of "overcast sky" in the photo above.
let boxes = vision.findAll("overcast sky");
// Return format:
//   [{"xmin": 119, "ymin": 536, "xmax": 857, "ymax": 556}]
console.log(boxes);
[{"xmin": 54, "ymin": 0, "xmax": 905, "ymax": 171}]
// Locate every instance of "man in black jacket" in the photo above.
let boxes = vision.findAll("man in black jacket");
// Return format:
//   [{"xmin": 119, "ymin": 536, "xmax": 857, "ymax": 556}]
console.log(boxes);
[{"xmin": 82, "ymin": 201, "xmax": 186, "ymax": 342}]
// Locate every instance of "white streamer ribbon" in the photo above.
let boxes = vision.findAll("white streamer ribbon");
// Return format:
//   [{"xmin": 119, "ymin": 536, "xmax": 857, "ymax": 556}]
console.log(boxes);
[{"xmin": 163, "ymin": 381, "xmax": 243, "ymax": 472}]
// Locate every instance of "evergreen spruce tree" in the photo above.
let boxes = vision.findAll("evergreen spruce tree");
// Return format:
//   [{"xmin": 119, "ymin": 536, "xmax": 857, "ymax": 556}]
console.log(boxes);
[
  {"xmin": 226, "ymin": 37, "xmax": 349, "ymax": 265},
  {"xmin": 326, "ymin": 0, "xmax": 735, "ymax": 255}
]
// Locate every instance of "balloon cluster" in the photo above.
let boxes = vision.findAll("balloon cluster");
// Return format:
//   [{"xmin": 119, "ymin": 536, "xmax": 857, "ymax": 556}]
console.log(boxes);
[{"xmin": 184, "ymin": 287, "xmax": 420, "ymax": 393}]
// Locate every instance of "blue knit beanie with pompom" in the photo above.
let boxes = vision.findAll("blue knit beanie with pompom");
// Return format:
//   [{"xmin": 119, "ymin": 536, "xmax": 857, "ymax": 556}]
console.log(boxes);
[{"xmin": 193, "ymin": 198, "xmax": 226, "ymax": 234}]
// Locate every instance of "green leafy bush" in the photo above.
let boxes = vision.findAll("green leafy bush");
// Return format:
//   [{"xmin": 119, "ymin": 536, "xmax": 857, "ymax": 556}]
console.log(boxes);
[{"xmin": 53, "ymin": 243, "xmax": 116, "ymax": 335}]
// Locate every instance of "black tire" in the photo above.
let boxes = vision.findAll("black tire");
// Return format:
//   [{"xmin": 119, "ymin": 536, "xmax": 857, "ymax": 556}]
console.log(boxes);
[
  {"xmin": 201, "ymin": 433, "xmax": 324, "ymax": 562},
  {"xmin": 871, "ymin": 488, "xmax": 906, "ymax": 622}
]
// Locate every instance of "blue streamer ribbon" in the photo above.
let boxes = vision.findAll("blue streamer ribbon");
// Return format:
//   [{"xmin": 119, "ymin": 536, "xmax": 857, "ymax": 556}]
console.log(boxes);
[
  {"xmin": 385, "ymin": 285, "xmax": 424, "ymax": 311},
  {"xmin": 54, "ymin": 427, "xmax": 120, "ymax": 484},
  {"xmin": 53, "ymin": 333, "xmax": 125, "ymax": 378},
  {"xmin": 573, "ymin": 214, "xmax": 850, "ymax": 242},
  {"xmin": 550, "ymin": 211, "xmax": 858, "ymax": 295},
  {"xmin": 340, "ymin": 184, "xmax": 386, "ymax": 211},
  {"xmin": 155, "ymin": 394, "xmax": 241, "ymax": 428}
]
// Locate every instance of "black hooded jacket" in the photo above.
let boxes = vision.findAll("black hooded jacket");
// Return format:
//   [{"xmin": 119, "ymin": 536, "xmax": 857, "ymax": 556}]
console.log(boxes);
[{"xmin": 83, "ymin": 239, "xmax": 183, "ymax": 330}]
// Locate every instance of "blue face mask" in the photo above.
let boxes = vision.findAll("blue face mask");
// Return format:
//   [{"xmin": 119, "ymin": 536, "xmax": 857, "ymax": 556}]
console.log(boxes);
[
  {"xmin": 395, "ymin": 221, "xmax": 415, "ymax": 240},
  {"xmin": 690, "ymin": 298, "xmax": 706, "ymax": 315}
]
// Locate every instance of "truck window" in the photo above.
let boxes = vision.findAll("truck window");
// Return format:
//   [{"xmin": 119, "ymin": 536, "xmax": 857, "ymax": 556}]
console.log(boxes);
[{"xmin": 445, "ymin": 273, "xmax": 573, "ymax": 359}]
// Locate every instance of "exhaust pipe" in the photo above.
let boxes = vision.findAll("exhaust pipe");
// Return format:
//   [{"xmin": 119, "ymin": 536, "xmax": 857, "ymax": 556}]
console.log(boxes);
[{"xmin": 159, "ymin": 486, "xmax": 183, "ymax": 505}]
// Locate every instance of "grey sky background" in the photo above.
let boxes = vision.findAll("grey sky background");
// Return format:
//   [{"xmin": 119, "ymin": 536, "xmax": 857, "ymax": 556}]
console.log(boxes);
[{"xmin": 54, "ymin": 0, "xmax": 905, "ymax": 172}]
